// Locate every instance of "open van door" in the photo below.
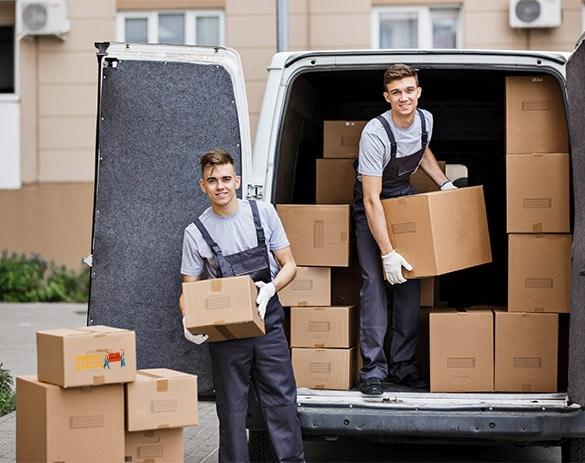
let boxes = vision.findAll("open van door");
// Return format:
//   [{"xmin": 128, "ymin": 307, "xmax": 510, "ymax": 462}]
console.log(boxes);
[{"xmin": 88, "ymin": 43, "xmax": 252, "ymax": 396}]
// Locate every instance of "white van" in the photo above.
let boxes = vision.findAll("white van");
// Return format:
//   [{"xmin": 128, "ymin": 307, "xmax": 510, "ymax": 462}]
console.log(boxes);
[{"xmin": 89, "ymin": 41, "xmax": 585, "ymax": 461}]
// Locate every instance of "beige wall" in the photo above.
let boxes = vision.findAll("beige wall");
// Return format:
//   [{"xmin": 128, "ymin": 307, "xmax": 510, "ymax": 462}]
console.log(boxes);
[{"xmin": 1, "ymin": 0, "xmax": 583, "ymax": 268}]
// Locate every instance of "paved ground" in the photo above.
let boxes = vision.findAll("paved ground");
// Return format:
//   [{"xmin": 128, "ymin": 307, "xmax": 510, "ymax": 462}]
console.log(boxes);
[{"xmin": 0, "ymin": 303, "xmax": 562, "ymax": 462}]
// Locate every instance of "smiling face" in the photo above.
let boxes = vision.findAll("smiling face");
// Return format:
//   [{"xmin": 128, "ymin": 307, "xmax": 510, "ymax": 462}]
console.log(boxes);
[
  {"xmin": 383, "ymin": 76, "xmax": 422, "ymax": 119},
  {"xmin": 199, "ymin": 162, "xmax": 241, "ymax": 209}
]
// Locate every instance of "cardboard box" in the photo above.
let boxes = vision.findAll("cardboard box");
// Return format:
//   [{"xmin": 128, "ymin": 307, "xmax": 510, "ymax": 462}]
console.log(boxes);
[
  {"xmin": 508, "ymin": 234, "xmax": 571, "ymax": 313},
  {"xmin": 420, "ymin": 278, "xmax": 438, "ymax": 307},
  {"xmin": 125, "ymin": 428, "xmax": 184, "ymax": 463},
  {"xmin": 323, "ymin": 120, "xmax": 367, "ymax": 158},
  {"xmin": 316, "ymin": 158, "xmax": 356, "ymax": 204},
  {"xmin": 292, "ymin": 347, "xmax": 356, "ymax": 390},
  {"xmin": 410, "ymin": 161, "xmax": 446, "ymax": 194},
  {"xmin": 506, "ymin": 75, "xmax": 569, "ymax": 154},
  {"xmin": 126, "ymin": 369, "xmax": 199, "ymax": 431},
  {"xmin": 381, "ymin": 186, "xmax": 492, "ymax": 278},
  {"xmin": 290, "ymin": 306, "xmax": 357, "ymax": 348},
  {"xmin": 36, "ymin": 325, "xmax": 136, "ymax": 388},
  {"xmin": 16, "ymin": 376, "xmax": 124, "ymax": 463},
  {"xmin": 506, "ymin": 153, "xmax": 570, "ymax": 233},
  {"xmin": 183, "ymin": 276, "xmax": 265, "ymax": 342},
  {"xmin": 279, "ymin": 267, "xmax": 331, "ymax": 307},
  {"xmin": 495, "ymin": 311, "xmax": 558, "ymax": 392},
  {"xmin": 277, "ymin": 204, "xmax": 351, "ymax": 267},
  {"xmin": 429, "ymin": 310, "xmax": 494, "ymax": 392},
  {"xmin": 331, "ymin": 265, "xmax": 362, "ymax": 306}
]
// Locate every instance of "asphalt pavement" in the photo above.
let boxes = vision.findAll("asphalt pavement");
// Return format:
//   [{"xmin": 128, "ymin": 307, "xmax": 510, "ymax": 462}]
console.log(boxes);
[{"xmin": 0, "ymin": 303, "xmax": 561, "ymax": 462}]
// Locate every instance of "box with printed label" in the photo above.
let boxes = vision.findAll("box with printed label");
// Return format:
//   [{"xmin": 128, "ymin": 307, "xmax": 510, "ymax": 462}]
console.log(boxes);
[
  {"xmin": 429, "ymin": 309, "xmax": 494, "ymax": 392},
  {"xmin": 125, "ymin": 428, "xmax": 184, "ymax": 463},
  {"xmin": 291, "ymin": 347, "xmax": 356, "ymax": 390},
  {"xmin": 183, "ymin": 275, "xmax": 264, "ymax": 342},
  {"xmin": 495, "ymin": 311, "xmax": 558, "ymax": 392},
  {"xmin": 323, "ymin": 120, "xmax": 367, "ymax": 158},
  {"xmin": 16, "ymin": 376, "xmax": 124, "ymax": 463},
  {"xmin": 290, "ymin": 306, "xmax": 357, "ymax": 348},
  {"xmin": 36, "ymin": 325, "xmax": 136, "ymax": 388},
  {"xmin": 279, "ymin": 267, "xmax": 331, "ymax": 307},
  {"xmin": 126, "ymin": 368, "xmax": 199, "ymax": 431},
  {"xmin": 410, "ymin": 161, "xmax": 445, "ymax": 194},
  {"xmin": 508, "ymin": 234, "xmax": 571, "ymax": 313},
  {"xmin": 506, "ymin": 75, "xmax": 568, "ymax": 154},
  {"xmin": 316, "ymin": 159, "xmax": 355, "ymax": 204},
  {"xmin": 506, "ymin": 153, "xmax": 570, "ymax": 233},
  {"xmin": 381, "ymin": 186, "xmax": 492, "ymax": 278},
  {"xmin": 277, "ymin": 204, "xmax": 351, "ymax": 267}
]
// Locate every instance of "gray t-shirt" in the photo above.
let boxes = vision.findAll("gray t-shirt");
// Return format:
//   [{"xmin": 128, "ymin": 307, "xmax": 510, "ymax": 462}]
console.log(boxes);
[
  {"xmin": 181, "ymin": 199, "xmax": 289, "ymax": 279},
  {"xmin": 358, "ymin": 109, "xmax": 433, "ymax": 178}
]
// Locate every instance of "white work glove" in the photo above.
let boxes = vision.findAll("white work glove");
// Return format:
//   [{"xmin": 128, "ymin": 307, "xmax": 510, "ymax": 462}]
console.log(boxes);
[
  {"xmin": 381, "ymin": 250, "xmax": 413, "ymax": 285},
  {"xmin": 182, "ymin": 317, "xmax": 208, "ymax": 345},
  {"xmin": 255, "ymin": 281, "xmax": 276, "ymax": 320},
  {"xmin": 440, "ymin": 180, "xmax": 458, "ymax": 191}
]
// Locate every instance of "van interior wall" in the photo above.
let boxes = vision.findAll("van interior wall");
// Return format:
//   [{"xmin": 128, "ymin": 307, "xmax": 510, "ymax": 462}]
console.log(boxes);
[{"xmin": 275, "ymin": 68, "xmax": 515, "ymax": 308}]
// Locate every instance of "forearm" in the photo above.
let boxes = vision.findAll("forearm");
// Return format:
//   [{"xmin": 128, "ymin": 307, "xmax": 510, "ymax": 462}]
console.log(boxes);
[
  {"xmin": 272, "ymin": 260, "xmax": 297, "ymax": 292},
  {"xmin": 420, "ymin": 148, "xmax": 449, "ymax": 186},
  {"xmin": 364, "ymin": 197, "xmax": 394, "ymax": 256}
]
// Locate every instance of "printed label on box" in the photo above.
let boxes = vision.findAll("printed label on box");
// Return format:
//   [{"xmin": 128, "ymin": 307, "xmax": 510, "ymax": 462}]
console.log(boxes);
[{"xmin": 75, "ymin": 349, "xmax": 128, "ymax": 371}]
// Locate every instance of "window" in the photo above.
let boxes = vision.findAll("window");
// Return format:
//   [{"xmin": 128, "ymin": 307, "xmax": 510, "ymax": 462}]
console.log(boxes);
[
  {"xmin": 373, "ymin": 6, "xmax": 462, "ymax": 49},
  {"xmin": 0, "ymin": 25, "xmax": 14, "ymax": 93},
  {"xmin": 117, "ymin": 10, "xmax": 224, "ymax": 46}
]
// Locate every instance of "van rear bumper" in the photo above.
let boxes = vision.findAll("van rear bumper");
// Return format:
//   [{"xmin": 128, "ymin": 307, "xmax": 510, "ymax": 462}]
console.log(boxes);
[{"xmin": 299, "ymin": 405, "xmax": 585, "ymax": 442}]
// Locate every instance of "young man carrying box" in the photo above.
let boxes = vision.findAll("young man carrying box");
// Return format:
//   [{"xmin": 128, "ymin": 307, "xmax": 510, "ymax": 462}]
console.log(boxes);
[
  {"xmin": 179, "ymin": 149, "xmax": 304, "ymax": 462},
  {"xmin": 353, "ymin": 64, "xmax": 455, "ymax": 395}
]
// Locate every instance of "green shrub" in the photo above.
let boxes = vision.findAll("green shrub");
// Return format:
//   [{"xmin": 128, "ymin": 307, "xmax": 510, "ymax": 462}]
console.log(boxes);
[
  {"xmin": 0, "ymin": 363, "xmax": 15, "ymax": 416},
  {"xmin": 0, "ymin": 251, "xmax": 90, "ymax": 303}
]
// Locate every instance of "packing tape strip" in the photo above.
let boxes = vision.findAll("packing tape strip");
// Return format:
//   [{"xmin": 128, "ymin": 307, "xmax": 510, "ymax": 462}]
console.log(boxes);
[
  {"xmin": 211, "ymin": 279, "xmax": 223, "ymax": 292},
  {"xmin": 156, "ymin": 379, "xmax": 168, "ymax": 392},
  {"xmin": 93, "ymin": 375, "xmax": 105, "ymax": 385},
  {"xmin": 216, "ymin": 325, "xmax": 237, "ymax": 340}
]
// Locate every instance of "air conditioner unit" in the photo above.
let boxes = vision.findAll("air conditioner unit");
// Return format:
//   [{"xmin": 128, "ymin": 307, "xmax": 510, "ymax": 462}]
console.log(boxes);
[
  {"xmin": 509, "ymin": 0, "xmax": 561, "ymax": 28},
  {"xmin": 16, "ymin": 0, "xmax": 71, "ymax": 37}
]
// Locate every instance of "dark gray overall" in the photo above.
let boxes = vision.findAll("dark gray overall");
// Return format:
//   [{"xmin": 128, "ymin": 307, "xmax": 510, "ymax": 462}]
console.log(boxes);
[
  {"xmin": 194, "ymin": 200, "xmax": 304, "ymax": 463},
  {"xmin": 352, "ymin": 110, "xmax": 427, "ymax": 382}
]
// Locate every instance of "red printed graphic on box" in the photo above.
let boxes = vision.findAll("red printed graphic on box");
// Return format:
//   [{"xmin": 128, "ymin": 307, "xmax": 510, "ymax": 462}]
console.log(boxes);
[{"xmin": 75, "ymin": 349, "xmax": 127, "ymax": 371}]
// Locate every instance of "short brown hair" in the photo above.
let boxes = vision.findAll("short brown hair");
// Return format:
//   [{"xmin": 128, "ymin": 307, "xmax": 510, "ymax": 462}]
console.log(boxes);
[
  {"xmin": 200, "ymin": 148, "xmax": 234, "ymax": 177},
  {"xmin": 383, "ymin": 64, "xmax": 419, "ymax": 88}
]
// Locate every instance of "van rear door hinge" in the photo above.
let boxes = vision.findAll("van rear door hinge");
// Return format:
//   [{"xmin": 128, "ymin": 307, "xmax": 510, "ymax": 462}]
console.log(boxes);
[{"xmin": 247, "ymin": 184, "xmax": 264, "ymax": 199}]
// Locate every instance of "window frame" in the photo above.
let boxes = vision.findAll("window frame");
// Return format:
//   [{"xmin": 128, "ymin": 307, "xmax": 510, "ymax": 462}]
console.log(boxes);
[
  {"xmin": 372, "ymin": 5, "xmax": 463, "ymax": 50},
  {"xmin": 116, "ymin": 9, "xmax": 225, "ymax": 46},
  {"xmin": 0, "ymin": 11, "xmax": 18, "ymax": 101}
]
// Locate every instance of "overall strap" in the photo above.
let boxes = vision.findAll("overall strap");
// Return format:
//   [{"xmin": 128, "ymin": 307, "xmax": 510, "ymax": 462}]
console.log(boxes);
[
  {"xmin": 376, "ymin": 115, "xmax": 397, "ymax": 161},
  {"xmin": 417, "ymin": 109, "xmax": 428, "ymax": 148},
  {"xmin": 194, "ymin": 218, "xmax": 223, "ymax": 257},
  {"xmin": 248, "ymin": 200, "xmax": 266, "ymax": 246}
]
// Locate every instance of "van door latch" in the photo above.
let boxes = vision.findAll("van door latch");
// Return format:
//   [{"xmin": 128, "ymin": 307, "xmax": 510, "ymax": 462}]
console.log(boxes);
[{"xmin": 247, "ymin": 184, "xmax": 264, "ymax": 199}]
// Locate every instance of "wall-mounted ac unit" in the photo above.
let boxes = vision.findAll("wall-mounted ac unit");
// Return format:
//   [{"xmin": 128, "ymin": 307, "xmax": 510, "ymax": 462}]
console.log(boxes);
[
  {"xmin": 509, "ymin": 0, "xmax": 561, "ymax": 28},
  {"xmin": 16, "ymin": 0, "xmax": 71, "ymax": 37}
]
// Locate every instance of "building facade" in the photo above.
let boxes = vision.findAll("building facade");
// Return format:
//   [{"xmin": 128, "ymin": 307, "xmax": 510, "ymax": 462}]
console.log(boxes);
[{"xmin": 0, "ymin": 0, "xmax": 582, "ymax": 268}]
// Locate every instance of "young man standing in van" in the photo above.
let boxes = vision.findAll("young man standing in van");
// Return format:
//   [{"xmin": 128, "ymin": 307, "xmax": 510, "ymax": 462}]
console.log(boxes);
[
  {"xmin": 179, "ymin": 149, "xmax": 305, "ymax": 462},
  {"xmin": 353, "ymin": 64, "xmax": 455, "ymax": 395}
]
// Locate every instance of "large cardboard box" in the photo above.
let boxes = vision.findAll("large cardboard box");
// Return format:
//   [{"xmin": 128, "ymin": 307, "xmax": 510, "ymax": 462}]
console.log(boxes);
[
  {"xmin": 506, "ymin": 75, "xmax": 569, "ymax": 154},
  {"xmin": 279, "ymin": 267, "xmax": 331, "ymax": 307},
  {"xmin": 36, "ymin": 325, "xmax": 136, "ymax": 388},
  {"xmin": 508, "ymin": 234, "xmax": 571, "ymax": 313},
  {"xmin": 316, "ymin": 158, "xmax": 355, "ymax": 204},
  {"xmin": 410, "ymin": 161, "xmax": 446, "ymax": 194},
  {"xmin": 292, "ymin": 347, "xmax": 356, "ymax": 390},
  {"xmin": 331, "ymin": 265, "xmax": 362, "ymax": 306},
  {"xmin": 323, "ymin": 120, "xmax": 367, "ymax": 158},
  {"xmin": 277, "ymin": 204, "xmax": 351, "ymax": 267},
  {"xmin": 126, "ymin": 369, "xmax": 199, "ymax": 431},
  {"xmin": 506, "ymin": 153, "xmax": 570, "ymax": 233},
  {"xmin": 183, "ymin": 276, "xmax": 265, "ymax": 342},
  {"xmin": 125, "ymin": 428, "xmax": 184, "ymax": 463},
  {"xmin": 16, "ymin": 376, "xmax": 124, "ymax": 462},
  {"xmin": 420, "ymin": 278, "xmax": 438, "ymax": 307},
  {"xmin": 495, "ymin": 311, "xmax": 558, "ymax": 392},
  {"xmin": 381, "ymin": 186, "xmax": 492, "ymax": 278},
  {"xmin": 290, "ymin": 306, "xmax": 357, "ymax": 348},
  {"xmin": 429, "ymin": 310, "xmax": 494, "ymax": 392}
]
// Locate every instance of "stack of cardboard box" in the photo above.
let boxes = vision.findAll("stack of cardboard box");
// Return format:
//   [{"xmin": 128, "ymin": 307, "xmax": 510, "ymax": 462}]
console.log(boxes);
[
  {"xmin": 428, "ymin": 75, "xmax": 571, "ymax": 393},
  {"xmin": 17, "ymin": 325, "xmax": 198, "ymax": 462}
]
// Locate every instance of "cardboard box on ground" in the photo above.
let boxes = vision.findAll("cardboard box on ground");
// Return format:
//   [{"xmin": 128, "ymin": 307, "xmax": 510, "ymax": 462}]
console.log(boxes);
[
  {"xmin": 183, "ymin": 275, "xmax": 265, "ymax": 341},
  {"xmin": 125, "ymin": 428, "xmax": 184, "ymax": 463}
]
